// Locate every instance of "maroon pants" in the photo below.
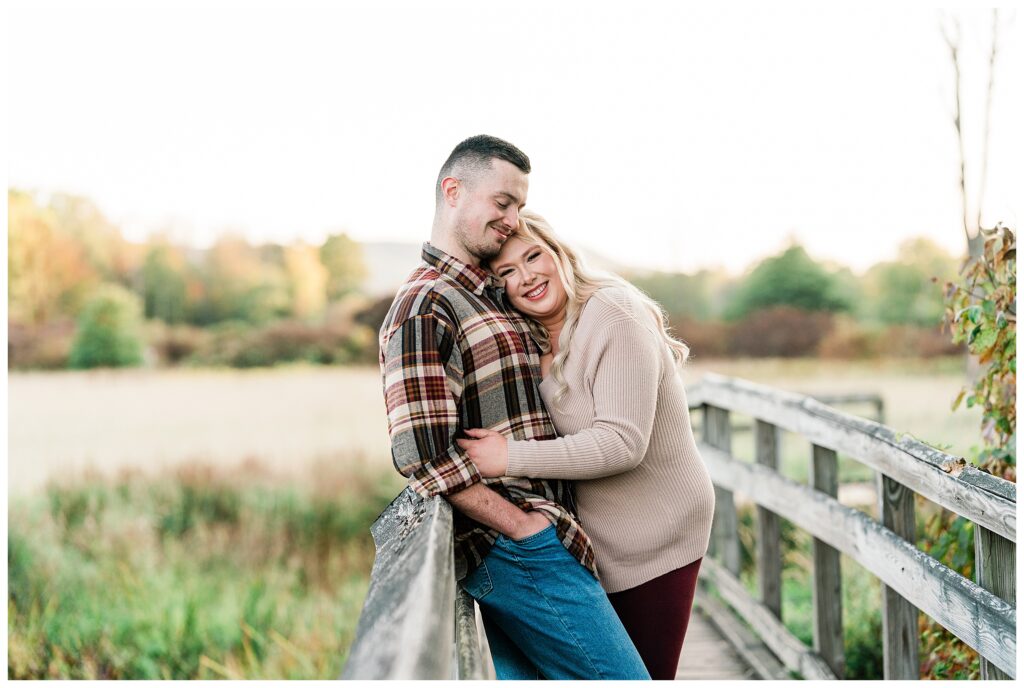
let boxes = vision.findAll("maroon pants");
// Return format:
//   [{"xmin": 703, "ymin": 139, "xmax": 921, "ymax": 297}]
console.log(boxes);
[{"xmin": 606, "ymin": 558, "xmax": 703, "ymax": 680}]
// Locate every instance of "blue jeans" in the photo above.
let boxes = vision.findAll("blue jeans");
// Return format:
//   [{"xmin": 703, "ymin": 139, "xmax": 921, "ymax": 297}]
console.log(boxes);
[{"xmin": 461, "ymin": 524, "xmax": 651, "ymax": 680}]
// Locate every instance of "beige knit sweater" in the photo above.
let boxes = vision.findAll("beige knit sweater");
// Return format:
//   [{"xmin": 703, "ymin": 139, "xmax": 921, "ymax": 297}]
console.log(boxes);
[{"xmin": 506, "ymin": 286, "xmax": 716, "ymax": 593}]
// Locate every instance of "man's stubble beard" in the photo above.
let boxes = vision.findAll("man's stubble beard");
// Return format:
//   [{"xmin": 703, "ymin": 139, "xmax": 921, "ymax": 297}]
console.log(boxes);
[{"xmin": 455, "ymin": 221, "xmax": 502, "ymax": 264}]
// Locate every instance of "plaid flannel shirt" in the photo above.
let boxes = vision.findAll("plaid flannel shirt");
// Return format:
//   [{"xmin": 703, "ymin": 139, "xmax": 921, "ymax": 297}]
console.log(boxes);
[{"xmin": 379, "ymin": 242, "xmax": 596, "ymax": 580}]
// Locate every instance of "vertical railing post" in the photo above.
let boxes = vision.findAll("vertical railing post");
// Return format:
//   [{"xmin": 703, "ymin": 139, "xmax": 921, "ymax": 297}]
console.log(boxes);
[
  {"xmin": 755, "ymin": 420, "xmax": 782, "ymax": 619},
  {"xmin": 874, "ymin": 397, "xmax": 886, "ymax": 424},
  {"xmin": 810, "ymin": 444, "xmax": 844, "ymax": 678},
  {"xmin": 705, "ymin": 404, "xmax": 740, "ymax": 575},
  {"xmin": 975, "ymin": 526, "xmax": 1015, "ymax": 680},
  {"xmin": 877, "ymin": 474, "xmax": 919, "ymax": 678}
]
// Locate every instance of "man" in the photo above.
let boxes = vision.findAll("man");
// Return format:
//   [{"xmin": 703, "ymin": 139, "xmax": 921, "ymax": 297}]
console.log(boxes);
[{"xmin": 378, "ymin": 135, "xmax": 649, "ymax": 680}]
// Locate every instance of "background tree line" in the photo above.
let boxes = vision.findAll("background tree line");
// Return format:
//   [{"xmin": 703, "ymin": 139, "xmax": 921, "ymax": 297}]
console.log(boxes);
[
  {"xmin": 9, "ymin": 189, "xmax": 374, "ymax": 369},
  {"xmin": 628, "ymin": 239, "xmax": 963, "ymax": 361},
  {"xmin": 8, "ymin": 188, "xmax": 963, "ymax": 370}
]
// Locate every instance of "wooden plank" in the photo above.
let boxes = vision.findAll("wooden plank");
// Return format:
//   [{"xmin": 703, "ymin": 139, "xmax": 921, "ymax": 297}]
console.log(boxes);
[
  {"xmin": 687, "ymin": 389, "xmax": 885, "ymax": 429},
  {"xmin": 976, "ymin": 526, "xmax": 1016, "ymax": 680},
  {"xmin": 677, "ymin": 606, "xmax": 753, "ymax": 679},
  {"xmin": 877, "ymin": 473, "xmax": 920, "ymax": 679},
  {"xmin": 755, "ymin": 420, "xmax": 783, "ymax": 619},
  {"xmin": 810, "ymin": 445, "xmax": 844, "ymax": 678},
  {"xmin": 704, "ymin": 404, "xmax": 740, "ymax": 575},
  {"xmin": 699, "ymin": 558, "xmax": 837, "ymax": 680},
  {"xmin": 342, "ymin": 488, "xmax": 457, "ymax": 679},
  {"xmin": 454, "ymin": 587, "xmax": 486, "ymax": 679},
  {"xmin": 694, "ymin": 588, "xmax": 789, "ymax": 680},
  {"xmin": 698, "ymin": 445, "xmax": 1017, "ymax": 677},
  {"xmin": 694, "ymin": 374, "xmax": 1016, "ymax": 542}
]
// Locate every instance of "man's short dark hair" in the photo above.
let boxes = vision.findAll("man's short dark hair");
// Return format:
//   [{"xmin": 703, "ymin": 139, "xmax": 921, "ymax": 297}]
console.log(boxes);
[{"xmin": 435, "ymin": 135, "xmax": 531, "ymax": 205}]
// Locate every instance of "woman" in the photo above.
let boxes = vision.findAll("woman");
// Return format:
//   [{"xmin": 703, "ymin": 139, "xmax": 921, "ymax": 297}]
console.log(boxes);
[{"xmin": 457, "ymin": 210, "xmax": 716, "ymax": 680}]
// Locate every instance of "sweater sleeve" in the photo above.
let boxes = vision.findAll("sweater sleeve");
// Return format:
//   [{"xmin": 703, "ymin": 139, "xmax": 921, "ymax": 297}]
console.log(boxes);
[{"xmin": 505, "ymin": 312, "xmax": 662, "ymax": 480}]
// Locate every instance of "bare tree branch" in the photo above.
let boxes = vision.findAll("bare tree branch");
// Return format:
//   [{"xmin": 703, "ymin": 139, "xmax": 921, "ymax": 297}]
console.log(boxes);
[
  {"xmin": 938, "ymin": 15, "xmax": 975, "ymax": 255},
  {"xmin": 975, "ymin": 10, "xmax": 999, "ymax": 236}
]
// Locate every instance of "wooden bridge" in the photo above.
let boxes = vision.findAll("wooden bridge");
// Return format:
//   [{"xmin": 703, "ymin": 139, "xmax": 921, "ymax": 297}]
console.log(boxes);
[{"xmin": 342, "ymin": 375, "xmax": 1016, "ymax": 680}]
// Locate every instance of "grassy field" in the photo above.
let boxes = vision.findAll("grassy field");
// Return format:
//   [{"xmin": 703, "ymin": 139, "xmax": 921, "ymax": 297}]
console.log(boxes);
[
  {"xmin": 7, "ymin": 357, "xmax": 985, "ymax": 678},
  {"xmin": 9, "ymin": 357, "xmax": 980, "ymax": 494},
  {"xmin": 8, "ymin": 365, "xmax": 391, "ymax": 495}
]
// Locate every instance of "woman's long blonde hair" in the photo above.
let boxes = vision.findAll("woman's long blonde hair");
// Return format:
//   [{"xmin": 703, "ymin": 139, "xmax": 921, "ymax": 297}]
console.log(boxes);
[{"xmin": 504, "ymin": 209, "xmax": 690, "ymax": 408}]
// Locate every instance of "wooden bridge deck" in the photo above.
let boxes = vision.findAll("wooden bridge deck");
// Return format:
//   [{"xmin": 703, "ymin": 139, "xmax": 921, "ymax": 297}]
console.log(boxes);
[
  {"xmin": 676, "ymin": 609, "xmax": 756, "ymax": 680},
  {"xmin": 676, "ymin": 592, "xmax": 770, "ymax": 680}
]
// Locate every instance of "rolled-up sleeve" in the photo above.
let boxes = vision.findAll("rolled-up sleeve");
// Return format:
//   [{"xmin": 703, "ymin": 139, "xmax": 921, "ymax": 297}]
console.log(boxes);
[{"xmin": 382, "ymin": 313, "xmax": 481, "ymax": 498}]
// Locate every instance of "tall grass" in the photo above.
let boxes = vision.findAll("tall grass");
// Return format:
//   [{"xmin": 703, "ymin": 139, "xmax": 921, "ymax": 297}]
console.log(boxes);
[{"xmin": 8, "ymin": 458, "xmax": 405, "ymax": 679}]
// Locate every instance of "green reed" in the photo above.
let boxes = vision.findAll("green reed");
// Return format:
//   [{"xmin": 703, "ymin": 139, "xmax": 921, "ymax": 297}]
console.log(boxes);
[{"xmin": 8, "ymin": 459, "xmax": 404, "ymax": 679}]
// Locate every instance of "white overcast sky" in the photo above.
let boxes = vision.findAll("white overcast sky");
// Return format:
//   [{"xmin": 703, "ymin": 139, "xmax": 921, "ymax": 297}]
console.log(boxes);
[{"xmin": 7, "ymin": 1, "xmax": 1022, "ymax": 274}]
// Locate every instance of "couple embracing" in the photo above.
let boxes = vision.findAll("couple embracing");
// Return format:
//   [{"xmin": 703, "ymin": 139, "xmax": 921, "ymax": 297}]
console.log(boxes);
[{"xmin": 379, "ymin": 135, "xmax": 715, "ymax": 680}]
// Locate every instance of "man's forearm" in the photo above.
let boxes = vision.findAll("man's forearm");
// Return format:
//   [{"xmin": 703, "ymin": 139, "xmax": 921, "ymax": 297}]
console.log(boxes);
[{"xmin": 446, "ymin": 483, "xmax": 546, "ymax": 538}]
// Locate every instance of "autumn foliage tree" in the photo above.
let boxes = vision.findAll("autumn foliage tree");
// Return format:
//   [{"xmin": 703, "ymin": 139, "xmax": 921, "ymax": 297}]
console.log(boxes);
[
  {"xmin": 194, "ymin": 235, "xmax": 290, "ymax": 325},
  {"xmin": 140, "ymin": 239, "xmax": 189, "ymax": 324},
  {"xmin": 320, "ymin": 233, "xmax": 367, "ymax": 300},
  {"xmin": 862, "ymin": 238, "xmax": 958, "ymax": 326},
  {"xmin": 8, "ymin": 190, "xmax": 98, "ymax": 325},
  {"xmin": 283, "ymin": 242, "xmax": 329, "ymax": 319}
]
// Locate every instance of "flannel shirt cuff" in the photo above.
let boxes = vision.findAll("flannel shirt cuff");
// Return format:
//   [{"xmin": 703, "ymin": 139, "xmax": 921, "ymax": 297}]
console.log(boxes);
[{"xmin": 407, "ymin": 445, "xmax": 483, "ymax": 499}]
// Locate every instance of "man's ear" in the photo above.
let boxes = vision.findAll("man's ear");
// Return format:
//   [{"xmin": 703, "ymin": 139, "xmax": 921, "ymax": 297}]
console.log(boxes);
[{"xmin": 440, "ymin": 176, "xmax": 460, "ymax": 207}]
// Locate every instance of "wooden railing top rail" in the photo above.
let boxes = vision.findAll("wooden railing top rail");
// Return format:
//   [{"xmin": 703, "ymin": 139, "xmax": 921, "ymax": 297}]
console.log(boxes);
[
  {"xmin": 342, "ymin": 488, "xmax": 471, "ymax": 680},
  {"xmin": 688, "ymin": 373, "xmax": 1016, "ymax": 542}
]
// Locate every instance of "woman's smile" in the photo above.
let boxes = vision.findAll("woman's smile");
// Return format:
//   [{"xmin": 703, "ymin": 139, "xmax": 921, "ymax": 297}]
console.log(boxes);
[{"xmin": 523, "ymin": 282, "xmax": 548, "ymax": 300}]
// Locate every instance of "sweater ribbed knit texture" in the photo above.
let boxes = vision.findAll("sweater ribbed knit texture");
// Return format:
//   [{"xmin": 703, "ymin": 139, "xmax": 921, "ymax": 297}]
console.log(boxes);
[{"xmin": 506, "ymin": 287, "xmax": 716, "ymax": 593}]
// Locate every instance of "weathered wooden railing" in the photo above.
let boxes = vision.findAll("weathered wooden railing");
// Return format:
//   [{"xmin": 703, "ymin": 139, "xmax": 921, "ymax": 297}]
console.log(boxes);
[
  {"xmin": 688, "ymin": 374, "xmax": 1016, "ymax": 680},
  {"xmin": 341, "ymin": 488, "xmax": 487, "ymax": 679},
  {"xmin": 342, "ymin": 374, "xmax": 1015, "ymax": 680}
]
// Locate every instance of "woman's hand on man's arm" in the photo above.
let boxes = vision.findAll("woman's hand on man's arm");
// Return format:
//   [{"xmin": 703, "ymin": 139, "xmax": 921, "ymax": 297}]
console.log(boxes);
[{"xmin": 457, "ymin": 428, "xmax": 509, "ymax": 478}]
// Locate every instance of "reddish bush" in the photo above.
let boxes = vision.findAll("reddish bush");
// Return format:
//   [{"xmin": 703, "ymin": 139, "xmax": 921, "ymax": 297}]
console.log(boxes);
[
  {"xmin": 146, "ymin": 323, "xmax": 209, "ymax": 366},
  {"xmin": 728, "ymin": 306, "xmax": 834, "ymax": 357},
  {"xmin": 353, "ymin": 295, "xmax": 395, "ymax": 336},
  {"xmin": 668, "ymin": 316, "xmax": 732, "ymax": 359},
  {"xmin": 883, "ymin": 325, "xmax": 963, "ymax": 358},
  {"xmin": 191, "ymin": 319, "xmax": 377, "ymax": 368},
  {"xmin": 8, "ymin": 320, "xmax": 77, "ymax": 369},
  {"xmin": 818, "ymin": 316, "xmax": 881, "ymax": 359}
]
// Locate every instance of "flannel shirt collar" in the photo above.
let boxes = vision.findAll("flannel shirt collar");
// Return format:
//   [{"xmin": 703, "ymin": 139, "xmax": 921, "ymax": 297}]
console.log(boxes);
[{"xmin": 422, "ymin": 242, "xmax": 503, "ymax": 297}]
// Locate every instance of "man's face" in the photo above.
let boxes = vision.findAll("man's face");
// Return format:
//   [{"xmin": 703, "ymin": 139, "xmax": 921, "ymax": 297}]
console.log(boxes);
[{"xmin": 451, "ymin": 159, "xmax": 528, "ymax": 265}]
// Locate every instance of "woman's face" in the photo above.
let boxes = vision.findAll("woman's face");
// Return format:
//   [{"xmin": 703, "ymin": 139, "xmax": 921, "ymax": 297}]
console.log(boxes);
[{"xmin": 491, "ymin": 235, "xmax": 568, "ymax": 322}]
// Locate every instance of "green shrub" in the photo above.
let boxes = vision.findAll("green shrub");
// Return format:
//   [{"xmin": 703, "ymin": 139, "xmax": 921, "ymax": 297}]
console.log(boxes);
[
  {"xmin": 724, "ymin": 245, "xmax": 853, "ymax": 321},
  {"xmin": 68, "ymin": 284, "xmax": 145, "ymax": 369}
]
